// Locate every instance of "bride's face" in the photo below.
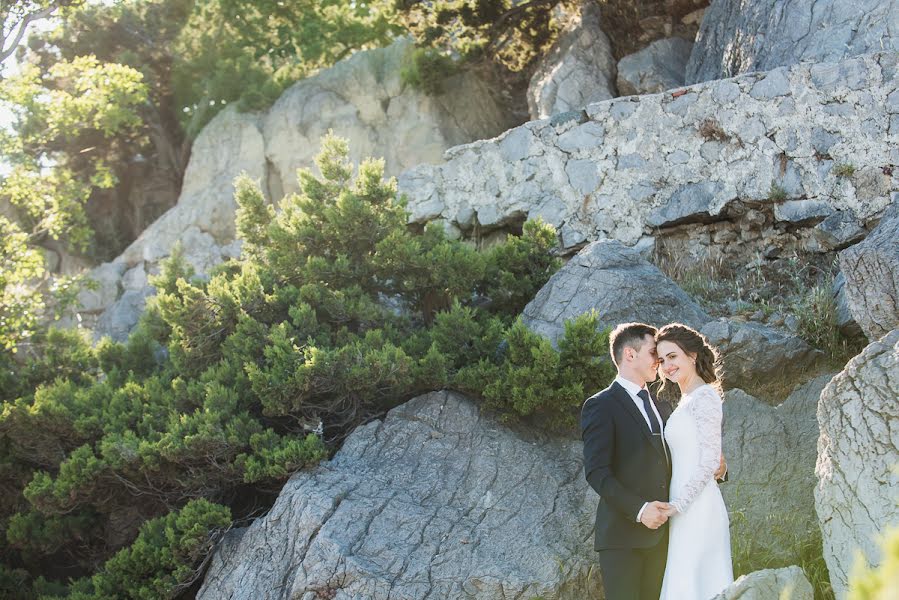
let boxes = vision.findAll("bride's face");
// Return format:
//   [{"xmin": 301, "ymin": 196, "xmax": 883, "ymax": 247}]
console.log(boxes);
[{"xmin": 656, "ymin": 340, "xmax": 697, "ymax": 384}]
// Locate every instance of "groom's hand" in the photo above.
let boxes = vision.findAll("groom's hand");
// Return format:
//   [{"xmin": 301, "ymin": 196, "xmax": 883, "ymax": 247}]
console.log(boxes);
[{"xmin": 639, "ymin": 501, "xmax": 670, "ymax": 529}]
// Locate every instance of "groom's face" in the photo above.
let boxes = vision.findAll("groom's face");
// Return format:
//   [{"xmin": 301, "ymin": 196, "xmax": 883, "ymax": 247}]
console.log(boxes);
[{"xmin": 632, "ymin": 334, "xmax": 660, "ymax": 384}]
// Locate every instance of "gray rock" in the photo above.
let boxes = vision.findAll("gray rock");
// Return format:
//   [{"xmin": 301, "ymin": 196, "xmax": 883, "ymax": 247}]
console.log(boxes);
[
  {"xmin": 616, "ymin": 37, "xmax": 693, "ymax": 96},
  {"xmin": 701, "ymin": 319, "xmax": 822, "ymax": 398},
  {"xmin": 77, "ymin": 262, "xmax": 125, "ymax": 313},
  {"xmin": 565, "ymin": 159, "xmax": 600, "ymax": 194},
  {"xmin": 814, "ymin": 211, "xmax": 867, "ymax": 250},
  {"xmin": 839, "ymin": 205, "xmax": 899, "ymax": 341},
  {"xmin": 197, "ymin": 391, "xmax": 600, "ymax": 600},
  {"xmin": 773, "ymin": 199, "xmax": 833, "ymax": 224},
  {"xmin": 528, "ymin": 1, "xmax": 616, "ymax": 119},
  {"xmin": 832, "ymin": 272, "xmax": 864, "ymax": 339},
  {"xmin": 94, "ymin": 288, "xmax": 154, "ymax": 342},
  {"xmin": 521, "ymin": 239, "xmax": 710, "ymax": 345},
  {"xmin": 721, "ymin": 376, "xmax": 833, "ymax": 567},
  {"xmin": 120, "ymin": 263, "xmax": 148, "ymax": 291},
  {"xmin": 711, "ymin": 566, "xmax": 813, "ymax": 600},
  {"xmin": 647, "ymin": 181, "xmax": 727, "ymax": 227},
  {"xmin": 401, "ymin": 52, "xmax": 898, "ymax": 253},
  {"xmin": 748, "ymin": 68, "xmax": 791, "ymax": 99},
  {"xmin": 815, "ymin": 329, "xmax": 899, "ymax": 599},
  {"xmin": 686, "ymin": 0, "xmax": 899, "ymax": 84}
]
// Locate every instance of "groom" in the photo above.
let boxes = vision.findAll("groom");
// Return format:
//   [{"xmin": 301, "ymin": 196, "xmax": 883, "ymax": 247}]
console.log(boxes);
[{"xmin": 581, "ymin": 322, "xmax": 728, "ymax": 599}]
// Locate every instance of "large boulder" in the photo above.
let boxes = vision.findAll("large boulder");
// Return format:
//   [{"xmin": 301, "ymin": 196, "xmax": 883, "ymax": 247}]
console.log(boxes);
[
  {"xmin": 838, "ymin": 201, "xmax": 899, "ymax": 341},
  {"xmin": 265, "ymin": 38, "xmax": 516, "ymax": 198},
  {"xmin": 815, "ymin": 329, "xmax": 899, "ymax": 599},
  {"xmin": 617, "ymin": 37, "xmax": 693, "ymax": 96},
  {"xmin": 401, "ymin": 52, "xmax": 899, "ymax": 254},
  {"xmin": 76, "ymin": 38, "xmax": 516, "ymax": 341},
  {"xmin": 701, "ymin": 319, "xmax": 823, "ymax": 400},
  {"xmin": 527, "ymin": 1, "xmax": 616, "ymax": 120},
  {"xmin": 521, "ymin": 239, "xmax": 710, "ymax": 345},
  {"xmin": 197, "ymin": 391, "xmax": 600, "ymax": 600},
  {"xmin": 721, "ymin": 375, "xmax": 833, "ymax": 566},
  {"xmin": 711, "ymin": 566, "xmax": 813, "ymax": 600},
  {"xmin": 686, "ymin": 0, "xmax": 899, "ymax": 84}
]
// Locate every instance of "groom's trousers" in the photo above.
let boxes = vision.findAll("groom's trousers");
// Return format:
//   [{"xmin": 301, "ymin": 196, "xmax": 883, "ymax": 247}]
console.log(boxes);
[{"xmin": 597, "ymin": 533, "xmax": 668, "ymax": 600}]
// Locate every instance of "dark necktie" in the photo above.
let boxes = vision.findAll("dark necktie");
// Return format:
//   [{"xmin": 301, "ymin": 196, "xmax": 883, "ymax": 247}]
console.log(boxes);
[{"xmin": 637, "ymin": 389, "xmax": 662, "ymax": 434}]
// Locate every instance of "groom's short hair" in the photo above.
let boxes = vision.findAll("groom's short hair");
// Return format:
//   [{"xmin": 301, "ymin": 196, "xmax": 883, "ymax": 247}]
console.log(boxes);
[{"xmin": 609, "ymin": 322, "xmax": 657, "ymax": 367}]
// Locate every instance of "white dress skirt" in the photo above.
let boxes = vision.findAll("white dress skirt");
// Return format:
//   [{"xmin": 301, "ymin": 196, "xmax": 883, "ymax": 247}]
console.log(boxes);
[{"xmin": 659, "ymin": 384, "xmax": 734, "ymax": 600}]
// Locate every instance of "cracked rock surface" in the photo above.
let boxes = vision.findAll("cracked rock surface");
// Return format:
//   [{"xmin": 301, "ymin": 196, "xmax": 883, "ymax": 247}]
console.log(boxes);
[
  {"xmin": 721, "ymin": 375, "xmax": 833, "ymax": 564},
  {"xmin": 527, "ymin": 1, "xmax": 616, "ymax": 120},
  {"xmin": 521, "ymin": 239, "xmax": 710, "ymax": 345},
  {"xmin": 815, "ymin": 329, "xmax": 899, "ymax": 599},
  {"xmin": 400, "ymin": 52, "xmax": 898, "ymax": 251},
  {"xmin": 839, "ymin": 202, "xmax": 899, "ymax": 341},
  {"xmin": 701, "ymin": 319, "xmax": 823, "ymax": 399},
  {"xmin": 687, "ymin": 0, "xmax": 899, "ymax": 84},
  {"xmin": 197, "ymin": 391, "xmax": 600, "ymax": 600}
]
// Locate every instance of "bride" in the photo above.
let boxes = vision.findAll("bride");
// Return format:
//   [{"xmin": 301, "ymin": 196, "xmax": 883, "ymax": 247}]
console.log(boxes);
[{"xmin": 655, "ymin": 323, "xmax": 734, "ymax": 600}]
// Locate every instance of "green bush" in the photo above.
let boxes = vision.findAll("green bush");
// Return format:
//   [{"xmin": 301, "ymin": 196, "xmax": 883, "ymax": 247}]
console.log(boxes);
[
  {"xmin": 0, "ymin": 133, "xmax": 576, "ymax": 596},
  {"xmin": 400, "ymin": 47, "xmax": 459, "ymax": 95},
  {"xmin": 456, "ymin": 311, "xmax": 613, "ymax": 430}
]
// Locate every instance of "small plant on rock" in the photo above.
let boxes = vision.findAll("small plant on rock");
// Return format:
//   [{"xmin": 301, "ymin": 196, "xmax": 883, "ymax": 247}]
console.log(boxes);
[
  {"xmin": 768, "ymin": 183, "xmax": 788, "ymax": 202},
  {"xmin": 833, "ymin": 163, "xmax": 856, "ymax": 178}
]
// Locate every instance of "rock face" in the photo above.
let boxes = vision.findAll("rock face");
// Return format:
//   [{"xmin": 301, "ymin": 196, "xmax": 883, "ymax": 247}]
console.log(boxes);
[
  {"xmin": 686, "ymin": 0, "xmax": 899, "ymax": 84},
  {"xmin": 839, "ymin": 202, "xmax": 899, "ymax": 341},
  {"xmin": 527, "ymin": 1, "xmax": 616, "ymax": 120},
  {"xmin": 721, "ymin": 376, "xmax": 833, "ymax": 566},
  {"xmin": 266, "ymin": 39, "xmax": 515, "ymax": 198},
  {"xmin": 521, "ymin": 239, "xmax": 710, "ymax": 345},
  {"xmin": 701, "ymin": 319, "xmax": 822, "ymax": 399},
  {"xmin": 79, "ymin": 38, "xmax": 516, "ymax": 341},
  {"xmin": 711, "ymin": 566, "xmax": 813, "ymax": 600},
  {"xmin": 401, "ymin": 52, "xmax": 899, "ymax": 255},
  {"xmin": 815, "ymin": 329, "xmax": 899, "ymax": 600},
  {"xmin": 197, "ymin": 391, "xmax": 600, "ymax": 600},
  {"xmin": 617, "ymin": 37, "xmax": 693, "ymax": 96}
]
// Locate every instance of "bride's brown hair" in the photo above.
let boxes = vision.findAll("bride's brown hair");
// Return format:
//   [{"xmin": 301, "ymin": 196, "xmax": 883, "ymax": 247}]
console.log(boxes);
[{"xmin": 654, "ymin": 323, "xmax": 723, "ymax": 401}]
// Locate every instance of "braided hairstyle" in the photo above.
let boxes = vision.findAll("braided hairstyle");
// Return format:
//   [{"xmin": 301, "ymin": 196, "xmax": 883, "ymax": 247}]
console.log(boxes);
[{"xmin": 654, "ymin": 323, "xmax": 723, "ymax": 402}]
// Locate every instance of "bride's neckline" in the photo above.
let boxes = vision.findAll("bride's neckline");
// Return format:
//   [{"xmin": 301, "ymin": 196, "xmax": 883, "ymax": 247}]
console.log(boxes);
[{"xmin": 682, "ymin": 382, "xmax": 711, "ymax": 397}]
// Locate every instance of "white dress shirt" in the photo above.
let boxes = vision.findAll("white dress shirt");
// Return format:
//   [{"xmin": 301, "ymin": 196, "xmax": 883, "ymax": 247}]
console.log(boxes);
[{"xmin": 615, "ymin": 375, "xmax": 665, "ymax": 434}]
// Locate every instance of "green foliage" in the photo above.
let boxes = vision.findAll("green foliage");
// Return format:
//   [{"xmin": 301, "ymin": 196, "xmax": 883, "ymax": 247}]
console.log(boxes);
[
  {"xmin": 56, "ymin": 499, "xmax": 231, "ymax": 600},
  {"xmin": 0, "ymin": 55, "xmax": 147, "ymax": 354},
  {"xmin": 392, "ymin": 0, "xmax": 565, "ymax": 71},
  {"xmin": 0, "ymin": 56, "xmax": 147, "ymax": 248},
  {"xmin": 456, "ymin": 311, "xmax": 614, "ymax": 430},
  {"xmin": 400, "ymin": 46, "xmax": 459, "ymax": 95},
  {"xmin": 729, "ymin": 506, "xmax": 833, "ymax": 600},
  {"xmin": 0, "ymin": 133, "xmax": 564, "ymax": 596},
  {"xmin": 793, "ymin": 279, "xmax": 865, "ymax": 364},
  {"xmin": 833, "ymin": 163, "xmax": 856, "ymax": 178},
  {"xmin": 480, "ymin": 218, "xmax": 561, "ymax": 316},
  {"xmin": 769, "ymin": 183, "xmax": 788, "ymax": 202},
  {"xmin": 849, "ymin": 527, "xmax": 899, "ymax": 600}
]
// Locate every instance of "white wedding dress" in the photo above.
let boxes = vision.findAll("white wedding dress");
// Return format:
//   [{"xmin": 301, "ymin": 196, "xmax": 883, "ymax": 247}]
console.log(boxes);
[{"xmin": 659, "ymin": 384, "xmax": 734, "ymax": 600}]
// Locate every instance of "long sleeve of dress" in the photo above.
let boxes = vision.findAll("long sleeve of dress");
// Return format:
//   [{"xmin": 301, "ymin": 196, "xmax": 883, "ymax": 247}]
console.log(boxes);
[{"xmin": 670, "ymin": 387, "xmax": 723, "ymax": 514}]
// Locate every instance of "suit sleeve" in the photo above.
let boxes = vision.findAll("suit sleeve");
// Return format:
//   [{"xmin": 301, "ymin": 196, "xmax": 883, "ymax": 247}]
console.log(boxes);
[{"xmin": 582, "ymin": 398, "xmax": 645, "ymax": 520}]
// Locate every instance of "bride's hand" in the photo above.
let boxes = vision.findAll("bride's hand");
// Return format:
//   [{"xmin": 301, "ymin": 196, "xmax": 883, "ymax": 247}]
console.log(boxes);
[{"xmin": 659, "ymin": 503, "xmax": 678, "ymax": 517}]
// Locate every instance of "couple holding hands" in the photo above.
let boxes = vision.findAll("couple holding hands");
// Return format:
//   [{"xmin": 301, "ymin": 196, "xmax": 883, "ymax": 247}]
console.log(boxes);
[{"xmin": 581, "ymin": 322, "xmax": 734, "ymax": 600}]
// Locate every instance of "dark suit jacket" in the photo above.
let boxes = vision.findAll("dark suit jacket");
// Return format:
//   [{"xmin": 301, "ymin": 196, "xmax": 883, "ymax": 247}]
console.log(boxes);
[{"xmin": 581, "ymin": 381, "xmax": 672, "ymax": 551}]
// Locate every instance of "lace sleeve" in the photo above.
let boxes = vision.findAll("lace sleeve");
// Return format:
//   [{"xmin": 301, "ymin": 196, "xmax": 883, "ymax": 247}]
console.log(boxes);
[{"xmin": 670, "ymin": 386, "xmax": 722, "ymax": 513}]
